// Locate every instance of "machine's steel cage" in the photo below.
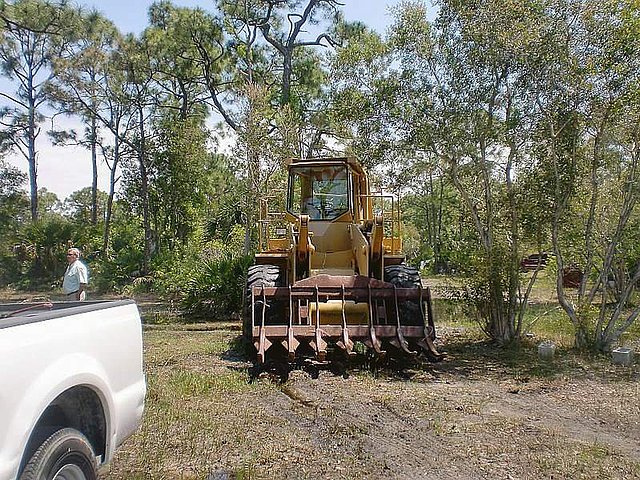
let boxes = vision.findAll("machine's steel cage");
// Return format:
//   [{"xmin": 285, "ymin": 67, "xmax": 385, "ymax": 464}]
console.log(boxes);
[{"xmin": 249, "ymin": 275, "xmax": 439, "ymax": 363}]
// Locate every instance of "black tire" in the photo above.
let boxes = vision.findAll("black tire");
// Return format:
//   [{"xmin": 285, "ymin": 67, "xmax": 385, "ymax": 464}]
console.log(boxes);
[
  {"xmin": 384, "ymin": 264, "xmax": 424, "ymax": 327},
  {"xmin": 19, "ymin": 428, "xmax": 97, "ymax": 480},
  {"xmin": 243, "ymin": 264, "xmax": 284, "ymax": 343}
]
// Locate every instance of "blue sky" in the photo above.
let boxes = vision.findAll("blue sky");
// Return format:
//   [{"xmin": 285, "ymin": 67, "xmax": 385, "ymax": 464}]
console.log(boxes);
[
  {"xmin": 81, "ymin": 0, "xmax": 404, "ymax": 36},
  {"xmin": 6, "ymin": 1, "xmax": 407, "ymax": 200}
]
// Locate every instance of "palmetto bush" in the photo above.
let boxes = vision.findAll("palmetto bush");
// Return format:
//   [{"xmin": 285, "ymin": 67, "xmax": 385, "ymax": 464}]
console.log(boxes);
[{"xmin": 180, "ymin": 254, "xmax": 253, "ymax": 321}]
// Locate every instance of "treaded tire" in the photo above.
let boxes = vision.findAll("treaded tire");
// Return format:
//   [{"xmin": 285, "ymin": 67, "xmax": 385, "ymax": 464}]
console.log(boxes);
[
  {"xmin": 19, "ymin": 428, "xmax": 97, "ymax": 480},
  {"xmin": 243, "ymin": 264, "xmax": 284, "ymax": 343},
  {"xmin": 384, "ymin": 264, "xmax": 424, "ymax": 326}
]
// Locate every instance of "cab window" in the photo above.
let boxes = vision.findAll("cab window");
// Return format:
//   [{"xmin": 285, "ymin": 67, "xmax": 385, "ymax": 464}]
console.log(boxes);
[{"xmin": 288, "ymin": 165, "xmax": 349, "ymax": 220}]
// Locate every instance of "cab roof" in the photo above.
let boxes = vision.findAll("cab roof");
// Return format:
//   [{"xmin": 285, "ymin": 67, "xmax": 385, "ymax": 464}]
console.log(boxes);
[{"xmin": 287, "ymin": 156, "xmax": 366, "ymax": 177}]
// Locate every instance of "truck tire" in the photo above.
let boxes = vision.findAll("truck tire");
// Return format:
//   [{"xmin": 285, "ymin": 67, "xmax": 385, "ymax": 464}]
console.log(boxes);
[
  {"xmin": 243, "ymin": 264, "xmax": 284, "ymax": 343},
  {"xmin": 384, "ymin": 264, "xmax": 424, "ymax": 326},
  {"xmin": 19, "ymin": 428, "xmax": 97, "ymax": 480}
]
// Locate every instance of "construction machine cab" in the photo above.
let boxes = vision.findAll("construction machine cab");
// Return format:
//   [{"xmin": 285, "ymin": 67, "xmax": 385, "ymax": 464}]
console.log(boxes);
[{"xmin": 288, "ymin": 163, "xmax": 350, "ymax": 221}]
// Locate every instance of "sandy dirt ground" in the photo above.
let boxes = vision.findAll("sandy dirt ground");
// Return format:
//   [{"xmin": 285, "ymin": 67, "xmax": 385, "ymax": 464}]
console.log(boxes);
[{"xmin": 100, "ymin": 323, "xmax": 640, "ymax": 480}]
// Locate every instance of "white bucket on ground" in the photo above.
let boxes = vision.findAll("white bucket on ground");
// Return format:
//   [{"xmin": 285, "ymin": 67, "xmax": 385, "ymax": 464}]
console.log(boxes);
[
  {"xmin": 538, "ymin": 341, "xmax": 556, "ymax": 361},
  {"xmin": 612, "ymin": 347, "xmax": 634, "ymax": 366}
]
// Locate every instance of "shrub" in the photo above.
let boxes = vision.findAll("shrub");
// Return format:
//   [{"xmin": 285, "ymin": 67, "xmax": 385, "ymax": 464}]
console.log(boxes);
[{"xmin": 180, "ymin": 254, "xmax": 253, "ymax": 321}]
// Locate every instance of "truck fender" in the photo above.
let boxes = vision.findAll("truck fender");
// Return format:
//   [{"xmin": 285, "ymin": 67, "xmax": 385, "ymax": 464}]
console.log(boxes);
[{"xmin": 7, "ymin": 353, "xmax": 114, "ymax": 477}]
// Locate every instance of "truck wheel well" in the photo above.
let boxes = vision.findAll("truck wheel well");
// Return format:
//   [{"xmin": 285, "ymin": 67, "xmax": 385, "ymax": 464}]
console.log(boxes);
[{"xmin": 19, "ymin": 386, "xmax": 106, "ymax": 475}]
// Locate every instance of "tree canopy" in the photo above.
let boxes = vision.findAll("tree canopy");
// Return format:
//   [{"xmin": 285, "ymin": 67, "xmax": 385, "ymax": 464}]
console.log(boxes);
[{"xmin": 1, "ymin": 0, "xmax": 639, "ymax": 353}]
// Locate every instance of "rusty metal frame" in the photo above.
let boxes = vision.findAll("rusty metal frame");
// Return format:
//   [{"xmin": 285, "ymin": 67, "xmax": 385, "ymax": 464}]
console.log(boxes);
[{"xmin": 249, "ymin": 275, "xmax": 441, "ymax": 363}]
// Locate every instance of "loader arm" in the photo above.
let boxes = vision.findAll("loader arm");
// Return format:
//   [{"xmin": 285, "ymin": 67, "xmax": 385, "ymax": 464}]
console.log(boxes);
[
  {"xmin": 295, "ymin": 214, "xmax": 315, "ymax": 280},
  {"xmin": 370, "ymin": 214, "xmax": 384, "ymax": 280}
]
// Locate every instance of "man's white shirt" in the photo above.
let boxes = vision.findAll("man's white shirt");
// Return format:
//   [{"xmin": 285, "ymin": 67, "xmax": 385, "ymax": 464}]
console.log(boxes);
[{"xmin": 63, "ymin": 260, "xmax": 88, "ymax": 294}]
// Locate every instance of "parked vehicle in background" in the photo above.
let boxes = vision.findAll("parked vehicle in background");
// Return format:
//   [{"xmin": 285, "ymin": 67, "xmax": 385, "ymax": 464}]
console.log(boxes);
[
  {"xmin": 520, "ymin": 252, "xmax": 549, "ymax": 272},
  {"xmin": 0, "ymin": 300, "xmax": 146, "ymax": 480}
]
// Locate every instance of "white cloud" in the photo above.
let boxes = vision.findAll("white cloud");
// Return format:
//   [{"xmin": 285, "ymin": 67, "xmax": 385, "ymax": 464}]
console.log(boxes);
[
  {"xmin": 6, "ymin": 115, "xmax": 115, "ymax": 201},
  {"xmin": 6, "ymin": 114, "xmax": 237, "ymax": 202}
]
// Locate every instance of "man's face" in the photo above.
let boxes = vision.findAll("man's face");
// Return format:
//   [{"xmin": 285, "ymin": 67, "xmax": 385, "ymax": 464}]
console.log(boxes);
[{"xmin": 66, "ymin": 251, "xmax": 78, "ymax": 264}]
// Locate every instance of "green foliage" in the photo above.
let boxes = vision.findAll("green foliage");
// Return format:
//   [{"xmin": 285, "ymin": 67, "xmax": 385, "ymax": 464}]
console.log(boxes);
[
  {"xmin": 205, "ymin": 155, "xmax": 247, "ymax": 241},
  {"xmin": 148, "ymin": 115, "xmax": 213, "ymax": 252},
  {"xmin": 62, "ymin": 187, "xmax": 108, "ymax": 223},
  {"xmin": 0, "ymin": 173, "xmax": 113, "ymax": 290},
  {"xmin": 173, "ymin": 224, "xmax": 249, "ymax": 319},
  {"xmin": 144, "ymin": 2, "xmax": 216, "ymax": 118},
  {"xmin": 0, "ymin": 160, "xmax": 29, "ymax": 284},
  {"xmin": 90, "ymin": 202, "xmax": 146, "ymax": 293},
  {"xmin": 402, "ymin": 174, "xmax": 470, "ymax": 274},
  {"xmin": 332, "ymin": 0, "xmax": 570, "ymax": 343},
  {"xmin": 329, "ymin": 24, "xmax": 395, "ymax": 167},
  {"xmin": 181, "ymin": 252, "xmax": 253, "ymax": 321},
  {"xmin": 14, "ymin": 216, "xmax": 76, "ymax": 290},
  {"xmin": 0, "ymin": 0, "xmax": 80, "ymax": 221}
]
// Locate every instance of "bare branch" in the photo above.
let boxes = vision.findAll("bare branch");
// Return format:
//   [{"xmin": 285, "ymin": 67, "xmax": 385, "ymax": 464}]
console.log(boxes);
[{"xmin": 295, "ymin": 33, "xmax": 341, "ymax": 48}]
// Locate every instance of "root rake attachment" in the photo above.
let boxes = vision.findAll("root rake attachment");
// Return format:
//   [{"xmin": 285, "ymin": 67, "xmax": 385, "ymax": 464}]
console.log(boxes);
[{"xmin": 249, "ymin": 275, "xmax": 443, "ymax": 364}]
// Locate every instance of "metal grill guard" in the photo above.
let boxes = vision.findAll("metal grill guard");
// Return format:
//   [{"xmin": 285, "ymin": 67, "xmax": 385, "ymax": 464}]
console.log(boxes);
[{"xmin": 250, "ymin": 275, "xmax": 442, "ymax": 363}]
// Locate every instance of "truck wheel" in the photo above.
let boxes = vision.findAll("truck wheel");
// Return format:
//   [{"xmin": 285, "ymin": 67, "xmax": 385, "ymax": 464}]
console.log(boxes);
[
  {"xmin": 384, "ymin": 264, "xmax": 424, "ymax": 326},
  {"xmin": 244, "ymin": 264, "xmax": 284, "ymax": 343},
  {"xmin": 19, "ymin": 428, "xmax": 97, "ymax": 480}
]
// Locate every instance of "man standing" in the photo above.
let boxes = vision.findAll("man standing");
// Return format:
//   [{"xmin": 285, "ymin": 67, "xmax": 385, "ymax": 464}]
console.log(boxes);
[{"xmin": 63, "ymin": 247, "xmax": 88, "ymax": 301}]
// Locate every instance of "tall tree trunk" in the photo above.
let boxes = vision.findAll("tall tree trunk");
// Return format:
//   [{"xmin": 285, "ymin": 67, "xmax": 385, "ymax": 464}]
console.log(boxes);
[
  {"xmin": 103, "ymin": 179, "xmax": 114, "ymax": 254},
  {"xmin": 243, "ymin": 213, "xmax": 252, "ymax": 256},
  {"xmin": 140, "ymin": 156, "xmax": 151, "ymax": 275},
  {"xmin": 281, "ymin": 52, "xmax": 292, "ymax": 106},
  {"xmin": 28, "ymin": 93, "xmax": 38, "ymax": 222},
  {"xmin": 27, "ymin": 124, "xmax": 38, "ymax": 222},
  {"xmin": 243, "ymin": 151, "xmax": 260, "ymax": 255},
  {"xmin": 90, "ymin": 112, "xmax": 98, "ymax": 225},
  {"xmin": 505, "ymin": 147, "xmax": 520, "ymax": 338},
  {"xmin": 138, "ymin": 106, "xmax": 152, "ymax": 275},
  {"xmin": 103, "ymin": 134, "xmax": 120, "ymax": 254}
]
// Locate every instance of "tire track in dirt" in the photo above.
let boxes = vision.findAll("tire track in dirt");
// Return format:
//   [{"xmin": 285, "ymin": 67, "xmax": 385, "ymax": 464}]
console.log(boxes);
[
  {"xmin": 253, "ymin": 366, "xmax": 640, "ymax": 479},
  {"xmin": 273, "ymin": 372, "xmax": 485, "ymax": 479}
]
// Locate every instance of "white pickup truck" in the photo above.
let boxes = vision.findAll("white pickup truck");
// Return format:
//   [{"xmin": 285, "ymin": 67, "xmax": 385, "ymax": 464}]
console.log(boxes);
[{"xmin": 0, "ymin": 299, "xmax": 146, "ymax": 480}]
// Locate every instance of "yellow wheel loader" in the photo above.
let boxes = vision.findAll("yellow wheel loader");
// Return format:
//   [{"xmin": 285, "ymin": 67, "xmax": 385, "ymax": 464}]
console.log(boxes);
[{"xmin": 245, "ymin": 157, "xmax": 442, "ymax": 364}]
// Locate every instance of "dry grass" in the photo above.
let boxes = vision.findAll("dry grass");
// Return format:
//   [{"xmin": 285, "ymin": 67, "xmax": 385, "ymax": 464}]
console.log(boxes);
[
  {"xmin": 5, "ymin": 286, "xmax": 638, "ymax": 479},
  {"xmin": 100, "ymin": 321, "xmax": 640, "ymax": 480}
]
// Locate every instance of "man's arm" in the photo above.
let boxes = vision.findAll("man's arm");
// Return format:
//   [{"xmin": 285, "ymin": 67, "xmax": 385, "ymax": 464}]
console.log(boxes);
[
  {"xmin": 76, "ymin": 264, "xmax": 88, "ymax": 300},
  {"xmin": 76, "ymin": 283, "xmax": 87, "ymax": 300}
]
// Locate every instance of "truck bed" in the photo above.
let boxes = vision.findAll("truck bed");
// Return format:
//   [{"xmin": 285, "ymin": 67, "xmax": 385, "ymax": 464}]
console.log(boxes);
[
  {"xmin": 0, "ymin": 298, "xmax": 145, "ymax": 480},
  {"xmin": 0, "ymin": 299, "xmax": 137, "ymax": 328}
]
